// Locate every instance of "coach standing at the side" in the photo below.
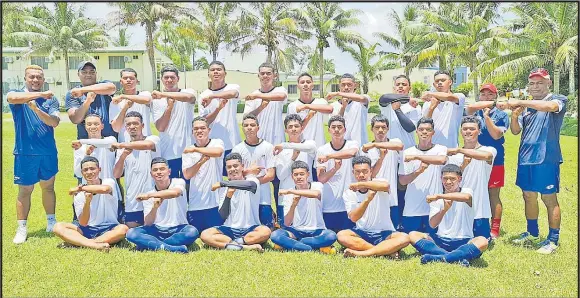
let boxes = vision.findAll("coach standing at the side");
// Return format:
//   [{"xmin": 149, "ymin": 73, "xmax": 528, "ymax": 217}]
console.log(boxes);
[
  {"xmin": 7, "ymin": 65, "xmax": 61, "ymax": 244},
  {"xmin": 509, "ymin": 68, "xmax": 567, "ymax": 254},
  {"xmin": 65, "ymin": 61, "xmax": 117, "ymax": 140}
]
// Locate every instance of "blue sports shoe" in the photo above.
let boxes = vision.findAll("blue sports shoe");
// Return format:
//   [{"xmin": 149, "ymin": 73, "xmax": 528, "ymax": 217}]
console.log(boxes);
[{"xmin": 511, "ymin": 232, "xmax": 539, "ymax": 246}]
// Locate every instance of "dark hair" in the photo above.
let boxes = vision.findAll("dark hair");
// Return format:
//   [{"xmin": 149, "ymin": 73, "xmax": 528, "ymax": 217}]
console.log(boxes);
[
  {"xmin": 225, "ymin": 152, "xmax": 243, "ymax": 164},
  {"xmin": 328, "ymin": 115, "xmax": 346, "ymax": 127},
  {"xmin": 394, "ymin": 74, "xmax": 411, "ymax": 85},
  {"xmin": 209, "ymin": 61, "xmax": 226, "ymax": 71},
  {"xmin": 417, "ymin": 117, "xmax": 435, "ymax": 129},
  {"xmin": 81, "ymin": 156, "xmax": 99, "ymax": 168},
  {"xmin": 291, "ymin": 160, "xmax": 310, "ymax": 172},
  {"xmin": 297, "ymin": 72, "xmax": 313, "ymax": 82},
  {"xmin": 120, "ymin": 68, "xmax": 138, "ymax": 78},
  {"xmin": 340, "ymin": 73, "xmax": 356, "ymax": 82},
  {"xmin": 434, "ymin": 70, "xmax": 452, "ymax": 80},
  {"xmin": 284, "ymin": 114, "xmax": 303, "ymax": 128},
  {"xmin": 242, "ymin": 113, "xmax": 259, "ymax": 125},
  {"xmin": 441, "ymin": 164, "xmax": 462, "ymax": 176},
  {"xmin": 258, "ymin": 62, "xmax": 276, "ymax": 73},
  {"xmin": 125, "ymin": 111, "xmax": 143, "ymax": 123},
  {"xmin": 161, "ymin": 65, "xmax": 179, "ymax": 77},
  {"xmin": 192, "ymin": 116, "xmax": 209, "ymax": 127},
  {"xmin": 352, "ymin": 155, "xmax": 372, "ymax": 167},
  {"xmin": 151, "ymin": 157, "xmax": 169, "ymax": 167},
  {"xmin": 461, "ymin": 115, "xmax": 481, "ymax": 129},
  {"xmin": 84, "ymin": 113, "xmax": 102, "ymax": 122},
  {"xmin": 371, "ymin": 114, "xmax": 389, "ymax": 128}
]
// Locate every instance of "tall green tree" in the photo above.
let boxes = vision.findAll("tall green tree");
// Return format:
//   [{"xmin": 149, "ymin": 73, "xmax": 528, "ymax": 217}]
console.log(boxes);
[
  {"xmin": 3, "ymin": 3, "xmax": 50, "ymax": 47},
  {"xmin": 477, "ymin": 3, "xmax": 578, "ymax": 95},
  {"xmin": 111, "ymin": 27, "xmax": 131, "ymax": 47},
  {"xmin": 295, "ymin": 3, "xmax": 365, "ymax": 96},
  {"xmin": 107, "ymin": 3, "xmax": 191, "ymax": 87},
  {"xmin": 344, "ymin": 42, "xmax": 400, "ymax": 94},
  {"xmin": 9, "ymin": 3, "xmax": 108, "ymax": 93}
]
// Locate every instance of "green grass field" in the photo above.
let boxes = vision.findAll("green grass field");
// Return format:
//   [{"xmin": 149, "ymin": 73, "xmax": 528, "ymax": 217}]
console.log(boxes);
[{"xmin": 2, "ymin": 114, "xmax": 578, "ymax": 297}]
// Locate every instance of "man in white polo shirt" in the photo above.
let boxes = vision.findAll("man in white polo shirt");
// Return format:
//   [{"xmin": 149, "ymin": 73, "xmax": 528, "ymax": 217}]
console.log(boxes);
[{"xmin": 328, "ymin": 73, "xmax": 371, "ymax": 145}]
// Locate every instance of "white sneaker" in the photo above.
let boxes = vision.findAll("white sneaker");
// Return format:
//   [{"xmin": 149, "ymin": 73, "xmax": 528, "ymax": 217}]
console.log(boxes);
[
  {"xmin": 13, "ymin": 226, "xmax": 28, "ymax": 244},
  {"xmin": 46, "ymin": 220, "xmax": 56, "ymax": 233}
]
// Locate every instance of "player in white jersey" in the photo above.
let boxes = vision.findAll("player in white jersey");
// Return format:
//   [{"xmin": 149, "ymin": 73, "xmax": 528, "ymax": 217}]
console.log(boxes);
[
  {"xmin": 182, "ymin": 116, "xmax": 225, "ymax": 233},
  {"xmin": 53, "ymin": 156, "xmax": 129, "ymax": 251},
  {"xmin": 200, "ymin": 153, "xmax": 271, "ymax": 252},
  {"xmin": 410, "ymin": 164, "xmax": 489, "ymax": 266},
  {"xmin": 109, "ymin": 68, "xmax": 152, "ymax": 143},
  {"xmin": 126, "ymin": 157, "xmax": 199, "ymax": 253},
  {"xmin": 112, "ymin": 111, "xmax": 159, "ymax": 228},
  {"xmin": 286, "ymin": 72, "xmax": 333, "ymax": 149},
  {"xmin": 379, "ymin": 75, "xmax": 420, "ymax": 149},
  {"xmin": 243, "ymin": 62, "xmax": 289, "ymax": 145},
  {"xmin": 271, "ymin": 161, "xmax": 337, "ymax": 254},
  {"xmin": 447, "ymin": 115, "xmax": 496, "ymax": 239},
  {"xmin": 273, "ymin": 114, "xmax": 317, "ymax": 226},
  {"xmin": 198, "ymin": 61, "xmax": 241, "ymax": 175},
  {"xmin": 72, "ymin": 114, "xmax": 122, "ymax": 223},
  {"xmin": 338, "ymin": 156, "xmax": 410, "ymax": 258},
  {"xmin": 315, "ymin": 115, "xmax": 359, "ymax": 233},
  {"xmin": 232, "ymin": 114, "xmax": 276, "ymax": 229},
  {"xmin": 398, "ymin": 117, "xmax": 448, "ymax": 234},
  {"xmin": 361, "ymin": 114, "xmax": 404, "ymax": 230},
  {"xmin": 151, "ymin": 65, "xmax": 196, "ymax": 180},
  {"xmin": 421, "ymin": 70, "xmax": 466, "ymax": 148},
  {"xmin": 328, "ymin": 73, "xmax": 371, "ymax": 145}
]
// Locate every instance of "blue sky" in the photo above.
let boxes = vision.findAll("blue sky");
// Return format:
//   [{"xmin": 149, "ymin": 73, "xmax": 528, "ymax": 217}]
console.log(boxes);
[{"xmin": 24, "ymin": 2, "xmax": 516, "ymax": 74}]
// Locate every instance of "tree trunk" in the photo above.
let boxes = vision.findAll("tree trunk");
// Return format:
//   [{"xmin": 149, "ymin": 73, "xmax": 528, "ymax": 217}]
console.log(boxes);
[
  {"xmin": 267, "ymin": 47, "xmax": 273, "ymax": 64},
  {"xmin": 471, "ymin": 62, "xmax": 478, "ymax": 101},
  {"xmin": 192, "ymin": 51, "xmax": 195, "ymax": 70},
  {"xmin": 553, "ymin": 68, "xmax": 560, "ymax": 94},
  {"xmin": 63, "ymin": 50, "xmax": 70, "ymax": 105},
  {"xmin": 439, "ymin": 55, "xmax": 447, "ymax": 71},
  {"xmin": 569, "ymin": 61, "xmax": 575, "ymax": 96},
  {"xmin": 212, "ymin": 46, "xmax": 217, "ymax": 61},
  {"xmin": 145, "ymin": 23, "xmax": 157, "ymax": 90},
  {"xmin": 363, "ymin": 77, "xmax": 368, "ymax": 94},
  {"xmin": 319, "ymin": 46, "xmax": 324, "ymax": 97}
]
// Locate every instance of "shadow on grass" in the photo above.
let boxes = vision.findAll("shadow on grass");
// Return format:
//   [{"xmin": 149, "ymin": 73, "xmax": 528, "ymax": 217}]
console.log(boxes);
[
  {"xmin": 28, "ymin": 229, "xmax": 56, "ymax": 239},
  {"xmin": 470, "ymin": 257, "xmax": 489, "ymax": 268}
]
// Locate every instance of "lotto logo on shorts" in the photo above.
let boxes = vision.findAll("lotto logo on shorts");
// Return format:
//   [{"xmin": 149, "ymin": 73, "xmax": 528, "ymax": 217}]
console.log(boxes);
[{"xmin": 546, "ymin": 185, "xmax": 554, "ymax": 190}]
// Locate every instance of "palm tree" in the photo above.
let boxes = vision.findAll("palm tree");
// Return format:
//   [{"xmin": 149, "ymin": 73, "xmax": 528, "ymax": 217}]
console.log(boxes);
[
  {"xmin": 418, "ymin": 3, "xmax": 510, "ymax": 97},
  {"xmin": 344, "ymin": 42, "xmax": 400, "ymax": 94},
  {"xmin": 295, "ymin": 3, "xmax": 365, "ymax": 96},
  {"xmin": 9, "ymin": 3, "xmax": 108, "ymax": 93},
  {"xmin": 179, "ymin": 3, "xmax": 239, "ymax": 62},
  {"xmin": 154, "ymin": 20, "xmax": 178, "ymax": 57},
  {"xmin": 107, "ymin": 3, "xmax": 191, "ymax": 87},
  {"xmin": 477, "ymin": 3, "xmax": 578, "ymax": 95},
  {"xmin": 231, "ymin": 3, "xmax": 309, "ymax": 67},
  {"xmin": 111, "ymin": 27, "xmax": 131, "ymax": 47},
  {"xmin": 3, "ymin": 3, "xmax": 50, "ymax": 47},
  {"xmin": 373, "ymin": 4, "xmax": 430, "ymax": 77}
]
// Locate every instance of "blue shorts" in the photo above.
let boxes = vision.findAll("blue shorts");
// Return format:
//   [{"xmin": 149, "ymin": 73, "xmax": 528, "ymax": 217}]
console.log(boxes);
[
  {"xmin": 137, "ymin": 224, "xmax": 195, "ymax": 240},
  {"xmin": 14, "ymin": 154, "xmax": 58, "ymax": 185},
  {"xmin": 167, "ymin": 158, "xmax": 189, "ymax": 183},
  {"xmin": 351, "ymin": 228, "xmax": 393, "ymax": 246},
  {"xmin": 216, "ymin": 225, "xmax": 260, "ymax": 240},
  {"xmin": 516, "ymin": 163, "xmax": 560, "ymax": 194},
  {"xmin": 79, "ymin": 224, "xmax": 118, "ymax": 239},
  {"xmin": 259, "ymin": 204, "xmax": 275, "ymax": 229},
  {"xmin": 473, "ymin": 218, "xmax": 491, "ymax": 239},
  {"xmin": 187, "ymin": 207, "xmax": 224, "ymax": 232},
  {"xmin": 222, "ymin": 149, "xmax": 232, "ymax": 176},
  {"xmin": 323, "ymin": 211, "xmax": 355, "ymax": 233},
  {"xmin": 284, "ymin": 226, "xmax": 326, "ymax": 240},
  {"xmin": 402, "ymin": 215, "xmax": 433, "ymax": 234},
  {"xmin": 430, "ymin": 232, "xmax": 471, "ymax": 252},
  {"xmin": 124, "ymin": 211, "xmax": 144, "ymax": 226}
]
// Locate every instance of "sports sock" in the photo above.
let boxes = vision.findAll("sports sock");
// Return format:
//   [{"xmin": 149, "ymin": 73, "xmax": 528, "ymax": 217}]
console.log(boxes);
[
  {"xmin": 17, "ymin": 220, "xmax": 27, "ymax": 229},
  {"xmin": 301, "ymin": 230, "xmax": 337, "ymax": 249},
  {"xmin": 271, "ymin": 229, "xmax": 312, "ymax": 251},
  {"xmin": 413, "ymin": 239, "xmax": 447, "ymax": 255},
  {"xmin": 443, "ymin": 243, "xmax": 481, "ymax": 263},
  {"xmin": 225, "ymin": 243, "xmax": 243, "ymax": 251},
  {"xmin": 547, "ymin": 228, "xmax": 560, "ymax": 245},
  {"xmin": 420, "ymin": 254, "xmax": 445, "ymax": 264},
  {"xmin": 526, "ymin": 219, "xmax": 539, "ymax": 237},
  {"xmin": 46, "ymin": 214, "xmax": 56, "ymax": 222},
  {"xmin": 491, "ymin": 218, "xmax": 501, "ymax": 235}
]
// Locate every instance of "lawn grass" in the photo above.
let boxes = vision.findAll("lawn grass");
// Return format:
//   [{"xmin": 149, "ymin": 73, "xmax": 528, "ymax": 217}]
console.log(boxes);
[{"xmin": 2, "ymin": 118, "xmax": 578, "ymax": 297}]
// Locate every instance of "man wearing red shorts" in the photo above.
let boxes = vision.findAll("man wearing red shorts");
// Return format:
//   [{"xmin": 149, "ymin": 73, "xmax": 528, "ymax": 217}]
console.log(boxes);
[{"xmin": 466, "ymin": 83, "xmax": 509, "ymax": 239}]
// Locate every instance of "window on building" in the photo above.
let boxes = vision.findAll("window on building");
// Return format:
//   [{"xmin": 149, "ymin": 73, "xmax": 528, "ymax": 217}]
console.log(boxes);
[
  {"xmin": 287, "ymin": 84, "xmax": 297, "ymax": 94},
  {"xmin": 30, "ymin": 56, "xmax": 48, "ymax": 69},
  {"xmin": 68, "ymin": 81, "xmax": 81, "ymax": 89},
  {"xmin": 331, "ymin": 84, "xmax": 339, "ymax": 92},
  {"xmin": 109, "ymin": 56, "xmax": 125, "ymax": 69},
  {"xmin": 69, "ymin": 57, "xmax": 84, "ymax": 70},
  {"xmin": 132, "ymin": 55, "xmax": 139, "ymax": 60},
  {"xmin": 313, "ymin": 84, "xmax": 320, "ymax": 92}
]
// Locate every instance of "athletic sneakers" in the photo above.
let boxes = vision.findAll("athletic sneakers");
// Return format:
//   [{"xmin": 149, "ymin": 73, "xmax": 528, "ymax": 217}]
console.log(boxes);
[
  {"xmin": 46, "ymin": 220, "xmax": 56, "ymax": 233},
  {"xmin": 272, "ymin": 244, "xmax": 283, "ymax": 251},
  {"xmin": 13, "ymin": 226, "xmax": 27, "ymax": 244},
  {"xmin": 536, "ymin": 240, "xmax": 558, "ymax": 254},
  {"xmin": 319, "ymin": 246, "xmax": 337, "ymax": 255},
  {"xmin": 511, "ymin": 232, "xmax": 539, "ymax": 246},
  {"xmin": 458, "ymin": 259, "xmax": 470, "ymax": 267}
]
